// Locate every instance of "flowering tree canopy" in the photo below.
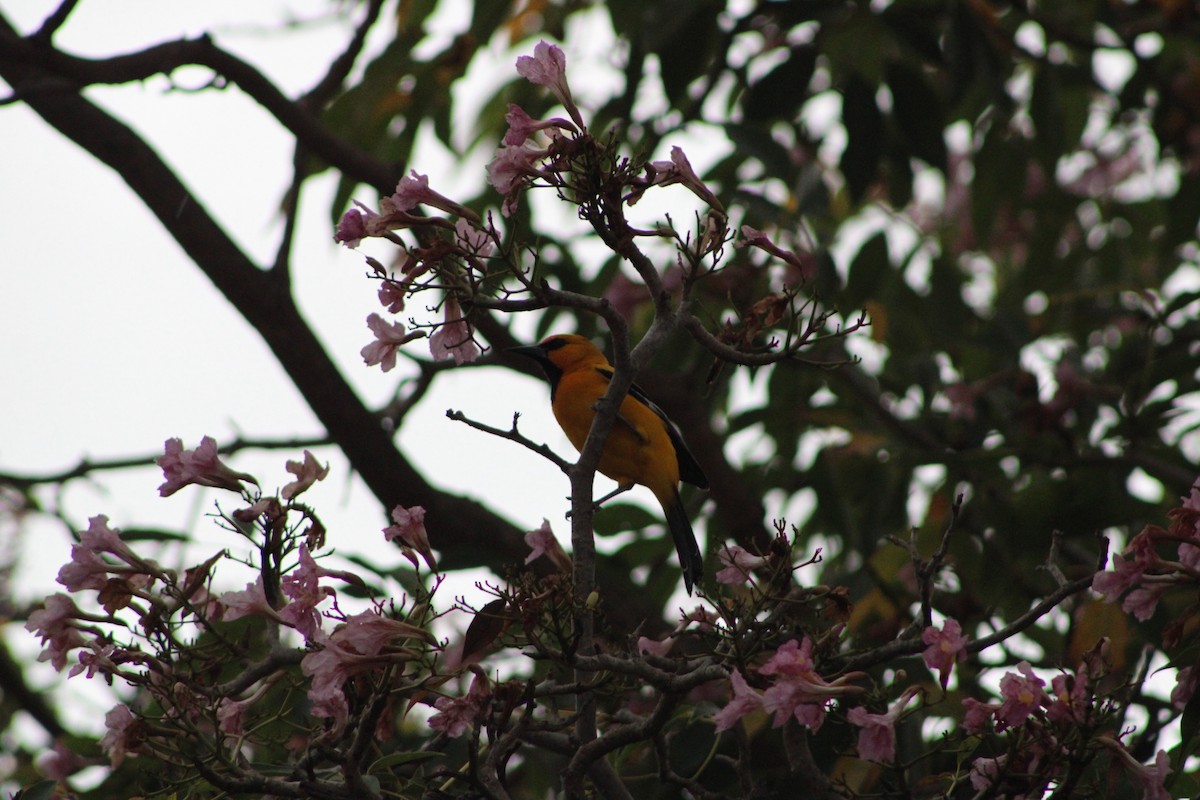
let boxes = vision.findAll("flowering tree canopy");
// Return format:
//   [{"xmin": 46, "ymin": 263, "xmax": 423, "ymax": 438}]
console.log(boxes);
[{"xmin": 4, "ymin": 1, "xmax": 1200, "ymax": 798}]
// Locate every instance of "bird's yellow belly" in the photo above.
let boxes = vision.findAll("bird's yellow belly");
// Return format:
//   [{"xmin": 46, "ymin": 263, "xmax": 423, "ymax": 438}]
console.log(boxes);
[{"xmin": 553, "ymin": 385, "xmax": 678, "ymax": 491}]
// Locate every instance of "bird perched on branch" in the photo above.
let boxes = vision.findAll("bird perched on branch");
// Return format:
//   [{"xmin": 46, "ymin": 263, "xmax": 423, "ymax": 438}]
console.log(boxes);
[{"xmin": 511, "ymin": 334, "xmax": 708, "ymax": 593}]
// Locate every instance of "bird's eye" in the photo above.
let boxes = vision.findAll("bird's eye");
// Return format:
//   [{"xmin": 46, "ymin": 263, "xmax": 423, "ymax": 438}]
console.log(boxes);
[{"xmin": 542, "ymin": 337, "xmax": 567, "ymax": 352}]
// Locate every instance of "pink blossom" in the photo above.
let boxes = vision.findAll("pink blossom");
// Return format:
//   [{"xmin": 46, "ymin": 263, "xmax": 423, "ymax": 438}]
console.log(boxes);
[
  {"xmin": 1131, "ymin": 750, "xmax": 1173, "ymax": 800},
  {"xmin": 217, "ymin": 696, "xmax": 251, "ymax": 738},
  {"xmin": 306, "ymin": 674, "xmax": 350, "ymax": 732},
  {"xmin": 1172, "ymin": 665, "xmax": 1199, "ymax": 709},
  {"xmin": 713, "ymin": 670, "xmax": 764, "ymax": 732},
  {"xmin": 279, "ymin": 545, "xmax": 335, "ymax": 640},
  {"xmin": 304, "ymin": 652, "xmax": 350, "ymax": 734},
  {"xmin": 455, "ymin": 218, "xmax": 495, "ymax": 259},
  {"xmin": 762, "ymin": 679, "xmax": 828, "ymax": 731},
  {"xmin": 1123, "ymin": 583, "xmax": 1168, "ymax": 621},
  {"xmin": 70, "ymin": 640, "xmax": 119, "ymax": 680},
  {"xmin": 389, "ymin": 170, "xmax": 470, "ymax": 217},
  {"xmin": 56, "ymin": 539, "xmax": 113, "ymax": 593},
  {"xmin": 301, "ymin": 635, "xmax": 354, "ymax": 730},
  {"xmin": 334, "ymin": 206, "xmax": 374, "ymax": 248},
  {"xmin": 502, "ymin": 104, "xmax": 576, "ymax": 146},
  {"xmin": 969, "ymin": 754, "xmax": 1006, "ymax": 792},
  {"xmin": 680, "ymin": 606, "xmax": 719, "ymax": 631},
  {"xmin": 757, "ymin": 638, "xmax": 863, "ymax": 732},
  {"xmin": 1046, "ymin": 670, "xmax": 1090, "ymax": 723},
  {"xmin": 759, "ymin": 637, "xmax": 816, "ymax": 677},
  {"xmin": 218, "ymin": 577, "xmax": 278, "ymax": 622},
  {"xmin": 504, "ymin": 104, "xmax": 542, "ymax": 145},
  {"xmin": 1179, "ymin": 537, "xmax": 1200, "ymax": 571},
  {"xmin": 734, "ymin": 225, "xmax": 815, "ymax": 280},
  {"xmin": 487, "ymin": 143, "xmax": 545, "ymax": 215},
  {"xmin": 361, "ymin": 312, "xmax": 415, "ymax": 372},
  {"xmin": 99, "ymin": 703, "xmax": 138, "ymax": 767},
  {"xmin": 233, "ymin": 497, "xmax": 277, "ymax": 523},
  {"xmin": 1182, "ymin": 483, "xmax": 1200, "ymax": 513},
  {"xmin": 391, "ymin": 171, "xmax": 434, "ymax": 211},
  {"xmin": 281, "ymin": 450, "xmax": 329, "ymax": 500},
  {"xmin": 921, "ymin": 618, "xmax": 967, "ymax": 689},
  {"xmin": 157, "ymin": 436, "xmax": 254, "ymax": 497},
  {"xmin": 715, "ymin": 544, "xmax": 767, "ymax": 584},
  {"xmin": 524, "ymin": 519, "xmax": 571, "ymax": 571},
  {"xmin": 330, "ymin": 609, "xmax": 429, "ymax": 656},
  {"xmin": 80, "ymin": 514, "xmax": 128, "ymax": 554},
  {"xmin": 1092, "ymin": 553, "xmax": 1149, "ymax": 601},
  {"xmin": 378, "ymin": 279, "xmax": 407, "ymax": 313},
  {"xmin": 515, "ymin": 41, "xmax": 577, "ymax": 121},
  {"xmin": 848, "ymin": 689, "xmax": 919, "ymax": 763},
  {"xmin": 1095, "ymin": 528, "xmax": 1160, "ymax": 597},
  {"xmin": 429, "ymin": 672, "xmax": 491, "ymax": 738},
  {"xmin": 1102, "ymin": 738, "xmax": 1173, "ymax": 800},
  {"xmin": 384, "ymin": 504, "xmax": 437, "ymax": 570},
  {"xmin": 637, "ymin": 146, "xmax": 722, "ymax": 210},
  {"xmin": 429, "ymin": 296, "xmax": 481, "ymax": 365},
  {"xmin": 36, "ymin": 739, "xmax": 89, "ymax": 781},
  {"xmin": 25, "ymin": 593, "xmax": 86, "ymax": 671},
  {"xmin": 57, "ymin": 515, "xmax": 152, "ymax": 593},
  {"xmin": 961, "ymin": 697, "xmax": 996, "ymax": 733},
  {"xmin": 996, "ymin": 661, "xmax": 1047, "ymax": 729}
]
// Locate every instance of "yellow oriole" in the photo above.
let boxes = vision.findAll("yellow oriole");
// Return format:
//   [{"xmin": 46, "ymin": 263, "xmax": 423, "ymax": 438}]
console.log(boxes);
[{"xmin": 512, "ymin": 334, "xmax": 708, "ymax": 593}]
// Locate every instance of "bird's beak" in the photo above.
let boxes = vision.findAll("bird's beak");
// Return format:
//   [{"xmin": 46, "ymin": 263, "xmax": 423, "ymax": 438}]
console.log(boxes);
[{"xmin": 508, "ymin": 345, "xmax": 547, "ymax": 363}]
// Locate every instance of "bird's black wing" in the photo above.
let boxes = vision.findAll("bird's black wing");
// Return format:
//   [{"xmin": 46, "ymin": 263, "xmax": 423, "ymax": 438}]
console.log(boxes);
[{"xmin": 597, "ymin": 367, "xmax": 709, "ymax": 490}]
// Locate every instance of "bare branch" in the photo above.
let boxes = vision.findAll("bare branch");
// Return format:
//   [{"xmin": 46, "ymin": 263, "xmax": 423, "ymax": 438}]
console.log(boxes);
[{"xmin": 446, "ymin": 410, "xmax": 571, "ymax": 473}]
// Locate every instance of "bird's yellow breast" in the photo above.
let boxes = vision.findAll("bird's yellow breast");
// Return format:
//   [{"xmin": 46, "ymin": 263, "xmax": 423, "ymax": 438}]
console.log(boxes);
[{"xmin": 551, "ymin": 367, "xmax": 680, "ymax": 497}]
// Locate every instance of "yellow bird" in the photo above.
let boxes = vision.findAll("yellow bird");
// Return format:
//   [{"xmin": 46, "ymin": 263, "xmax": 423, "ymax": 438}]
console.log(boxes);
[{"xmin": 511, "ymin": 334, "xmax": 708, "ymax": 593}]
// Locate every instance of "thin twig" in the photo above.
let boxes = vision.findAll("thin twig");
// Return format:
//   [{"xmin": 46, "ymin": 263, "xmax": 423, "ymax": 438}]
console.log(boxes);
[{"xmin": 445, "ymin": 410, "xmax": 570, "ymax": 472}]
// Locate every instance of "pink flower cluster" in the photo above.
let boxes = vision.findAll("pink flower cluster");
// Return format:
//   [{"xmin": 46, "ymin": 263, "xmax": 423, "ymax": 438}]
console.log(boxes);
[
  {"xmin": 714, "ymin": 544, "xmax": 767, "ymax": 584},
  {"xmin": 428, "ymin": 669, "xmax": 492, "ymax": 737},
  {"xmin": 335, "ymin": 167, "xmax": 494, "ymax": 370},
  {"xmin": 27, "ymin": 515, "xmax": 169, "ymax": 675},
  {"xmin": 301, "ymin": 609, "xmax": 433, "ymax": 732},
  {"xmin": 523, "ymin": 518, "xmax": 571, "ymax": 572},
  {"xmin": 627, "ymin": 146, "xmax": 723, "ymax": 212},
  {"xmin": 334, "ymin": 172, "xmax": 481, "ymax": 250},
  {"xmin": 383, "ymin": 503, "xmax": 437, "ymax": 570},
  {"xmin": 713, "ymin": 637, "xmax": 865, "ymax": 733},
  {"xmin": 1093, "ymin": 482, "xmax": 1200, "ymax": 622},
  {"xmin": 736, "ymin": 224, "xmax": 816, "ymax": 283},
  {"xmin": 921, "ymin": 618, "xmax": 967, "ymax": 689},
  {"xmin": 156, "ymin": 436, "xmax": 255, "ymax": 497},
  {"xmin": 846, "ymin": 687, "xmax": 921, "ymax": 762},
  {"xmin": 484, "ymin": 40, "xmax": 584, "ymax": 218}
]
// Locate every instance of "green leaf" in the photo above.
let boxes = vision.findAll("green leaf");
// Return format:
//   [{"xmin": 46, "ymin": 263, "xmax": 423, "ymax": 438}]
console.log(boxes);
[
  {"xmin": 593, "ymin": 501, "xmax": 660, "ymax": 536},
  {"xmin": 1166, "ymin": 174, "xmax": 1200, "ymax": 249},
  {"xmin": 971, "ymin": 128, "xmax": 1026, "ymax": 248},
  {"xmin": 843, "ymin": 231, "xmax": 891, "ymax": 308},
  {"xmin": 1029, "ymin": 64, "xmax": 1091, "ymax": 169},
  {"xmin": 886, "ymin": 60, "xmax": 947, "ymax": 171},
  {"xmin": 1180, "ymin": 690, "xmax": 1200, "ymax": 762},
  {"xmin": 120, "ymin": 527, "xmax": 189, "ymax": 542},
  {"xmin": 742, "ymin": 45, "xmax": 817, "ymax": 123},
  {"xmin": 839, "ymin": 75, "xmax": 885, "ymax": 204},
  {"xmin": 14, "ymin": 781, "xmax": 59, "ymax": 800},
  {"xmin": 640, "ymin": 0, "xmax": 722, "ymax": 105}
]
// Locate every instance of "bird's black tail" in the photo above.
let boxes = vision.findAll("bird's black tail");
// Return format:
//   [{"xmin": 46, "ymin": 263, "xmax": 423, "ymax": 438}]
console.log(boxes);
[{"xmin": 663, "ymin": 489, "xmax": 704, "ymax": 595}]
